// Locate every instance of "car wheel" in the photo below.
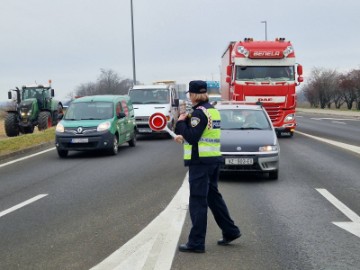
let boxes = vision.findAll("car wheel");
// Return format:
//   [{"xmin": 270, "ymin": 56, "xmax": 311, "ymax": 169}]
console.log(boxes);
[
  {"xmin": 109, "ymin": 135, "xmax": 119, "ymax": 155},
  {"xmin": 57, "ymin": 149, "xmax": 68, "ymax": 158},
  {"xmin": 128, "ymin": 133, "xmax": 136, "ymax": 147},
  {"xmin": 269, "ymin": 170, "xmax": 278, "ymax": 180}
]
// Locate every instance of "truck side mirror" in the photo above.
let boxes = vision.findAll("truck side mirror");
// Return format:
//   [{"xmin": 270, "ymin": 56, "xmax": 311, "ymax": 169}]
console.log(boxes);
[
  {"xmin": 8, "ymin": 91, "xmax": 11, "ymax": 100},
  {"xmin": 226, "ymin": 65, "xmax": 232, "ymax": 76},
  {"xmin": 297, "ymin": 64, "xmax": 303, "ymax": 76},
  {"xmin": 226, "ymin": 76, "xmax": 231, "ymax": 84},
  {"xmin": 297, "ymin": 76, "xmax": 304, "ymax": 83}
]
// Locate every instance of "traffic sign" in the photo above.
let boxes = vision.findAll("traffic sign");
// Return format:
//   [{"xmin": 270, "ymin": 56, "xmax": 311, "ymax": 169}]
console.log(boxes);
[{"xmin": 148, "ymin": 113, "xmax": 176, "ymax": 138}]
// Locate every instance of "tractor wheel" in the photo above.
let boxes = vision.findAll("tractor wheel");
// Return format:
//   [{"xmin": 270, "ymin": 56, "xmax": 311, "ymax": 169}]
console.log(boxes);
[
  {"xmin": 38, "ymin": 111, "xmax": 52, "ymax": 131},
  {"xmin": 4, "ymin": 113, "xmax": 20, "ymax": 137}
]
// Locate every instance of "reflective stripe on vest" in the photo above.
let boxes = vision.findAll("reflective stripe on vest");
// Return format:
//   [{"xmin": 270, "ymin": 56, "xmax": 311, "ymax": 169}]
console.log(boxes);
[{"xmin": 184, "ymin": 106, "xmax": 221, "ymax": 160}]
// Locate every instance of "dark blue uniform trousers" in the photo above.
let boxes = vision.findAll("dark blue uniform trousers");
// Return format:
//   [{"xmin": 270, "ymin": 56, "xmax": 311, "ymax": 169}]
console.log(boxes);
[{"xmin": 187, "ymin": 163, "xmax": 240, "ymax": 249}]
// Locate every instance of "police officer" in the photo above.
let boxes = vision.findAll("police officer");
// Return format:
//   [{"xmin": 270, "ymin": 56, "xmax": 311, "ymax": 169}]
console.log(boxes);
[{"xmin": 174, "ymin": 80, "xmax": 241, "ymax": 253}]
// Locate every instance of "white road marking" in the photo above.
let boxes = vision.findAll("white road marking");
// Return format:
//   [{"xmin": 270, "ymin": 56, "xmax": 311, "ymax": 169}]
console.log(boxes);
[
  {"xmin": 0, "ymin": 147, "xmax": 55, "ymax": 168},
  {"xmin": 0, "ymin": 194, "xmax": 48, "ymax": 218},
  {"xmin": 310, "ymin": 117, "xmax": 359, "ymax": 121},
  {"xmin": 316, "ymin": 189, "xmax": 360, "ymax": 238},
  {"xmin": 91, "ymin": 174, "xmax": 189, "ymax": 270},
  {"xmin": 331, "ymin": 121, "xmax": 346, "ymax": 125},
  {"xmin": 296, "ymin": 131, "xmax": 360, "ymax": 155}
]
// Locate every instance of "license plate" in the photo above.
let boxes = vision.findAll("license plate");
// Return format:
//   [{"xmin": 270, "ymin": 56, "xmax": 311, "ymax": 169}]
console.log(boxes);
[
  {"xmin": 71, "ymin": 138, "xmax": 89, "ymax": 143},
  {"xmin": 138, "ymin": 128, "xmax": 153, "ymax": 133},
  {"xmin": 225, "ymin": 158, "xmax": 253, "ymax": 165}
]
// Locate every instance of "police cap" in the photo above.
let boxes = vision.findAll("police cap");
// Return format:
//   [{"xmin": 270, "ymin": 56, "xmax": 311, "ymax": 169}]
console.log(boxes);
[{"xmin": 187, "ymin": 80, "xmax": 207, "ymax": 94}]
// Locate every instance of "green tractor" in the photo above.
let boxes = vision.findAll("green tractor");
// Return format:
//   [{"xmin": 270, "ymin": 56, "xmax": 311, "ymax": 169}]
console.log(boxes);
[{"xmin": 4, "ymin": 81, "xmax": 63, "ymax": 137}]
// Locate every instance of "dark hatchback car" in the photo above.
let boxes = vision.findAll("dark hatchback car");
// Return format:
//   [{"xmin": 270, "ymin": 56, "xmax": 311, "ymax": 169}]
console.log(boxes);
[{"xmin": 216, "ymin": 102, "xmax": 280, "ymax": 180}]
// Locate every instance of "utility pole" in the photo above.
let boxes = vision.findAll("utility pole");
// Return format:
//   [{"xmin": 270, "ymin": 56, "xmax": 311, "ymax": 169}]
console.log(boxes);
[
  {"xmin": 130, "ymin": 0, "xmax": 137, "ymax": 85},
  {"xmin": 261, "ymin": 20, "xmax": 268, "ymax": 40}
]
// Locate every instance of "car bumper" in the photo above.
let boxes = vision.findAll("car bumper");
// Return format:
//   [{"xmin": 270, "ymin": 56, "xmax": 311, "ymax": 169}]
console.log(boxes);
[
  {"xmin": 55, "ymin": 131, "xmax": 115, "ymax": 151},
  {"xmin": 220, "ymin": 153, "xmax": 279, "ymax": 173}
]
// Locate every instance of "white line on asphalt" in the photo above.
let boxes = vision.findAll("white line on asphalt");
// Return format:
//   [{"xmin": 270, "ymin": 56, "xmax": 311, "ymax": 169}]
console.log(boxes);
[
  {"xmin": 331, "ymin": 121, "xmax": 346, "ymax": 125},
  {"xmin": 310, "ymin": 117, "xmax": 360, "ymax": 121},
  {"xmin": 296, "ymin": 131, "xmax": 360, "ymax": 155},
  {"xmin": 0, "ymin": 147, "xmax": 55, "ymax": 168},
  {"xmin": 0, "ymin": 194, "xmax": 48, "ymax": 218},
  {"xmin": 316, "ymin": 189, "xmax": 360, "ymax": 238},
  {"xmin": 90, "ymin": 174, "xmax": 189, "ymax": 270}
]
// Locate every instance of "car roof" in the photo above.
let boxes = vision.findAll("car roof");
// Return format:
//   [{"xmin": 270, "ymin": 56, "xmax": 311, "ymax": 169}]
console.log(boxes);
[
  {"xmin": 215, "ymin": 101, "xmax": 264, "ymax": 111},
  {"xmin": 72, "ymin": 95, "xmax": 129, "ymax": 103},
  {"xmin": 130, "ymin": 84, "xmax": 170, "ymax": 90}
]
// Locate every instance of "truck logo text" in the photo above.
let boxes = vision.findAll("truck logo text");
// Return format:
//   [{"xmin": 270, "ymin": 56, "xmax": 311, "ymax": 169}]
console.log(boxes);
[
  {"xmin": 258, "ymin": 97, "xmax": 273, "ymax": 102},
  {"xmin": 250, "ymin": 51, "xmax": 282, "ymax": 59}
]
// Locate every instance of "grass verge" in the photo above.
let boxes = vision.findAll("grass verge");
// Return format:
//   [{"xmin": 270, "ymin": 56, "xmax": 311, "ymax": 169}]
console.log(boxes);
[{"xmin": 0, "ymin": 127, "xmax": 55, "ymax": 156}]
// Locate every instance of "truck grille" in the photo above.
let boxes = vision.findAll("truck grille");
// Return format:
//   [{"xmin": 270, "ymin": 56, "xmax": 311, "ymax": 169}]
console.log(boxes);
[{"xmin": 262, "ymin": 105, "xmax": 284, "ymax": 124}]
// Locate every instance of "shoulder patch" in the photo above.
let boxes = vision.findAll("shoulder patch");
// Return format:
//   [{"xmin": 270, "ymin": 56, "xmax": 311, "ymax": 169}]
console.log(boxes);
[{"xmin": 191, "ymin": 117, "xmax": 200, "ymax": 127}]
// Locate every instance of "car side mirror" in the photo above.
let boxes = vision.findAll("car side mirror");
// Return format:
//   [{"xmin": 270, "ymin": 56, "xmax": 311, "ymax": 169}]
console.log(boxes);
[
  {"xmin": 8, "ymin": 91, "xmax": 11, "ymax": 99},
  {"xmin": 57, "ymin": 114, "xmax": 64, "ymax": 120},
  {"xmin": 117, "ymin": 112, "xmax": 126, "ymax": 119},
  {"xmin": 173, "ymin": 98, "xmax": 179, "ymax": 107}
]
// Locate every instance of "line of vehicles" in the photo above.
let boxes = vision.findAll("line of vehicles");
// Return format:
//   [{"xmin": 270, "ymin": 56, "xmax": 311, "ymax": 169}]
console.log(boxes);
[{"xmin": 3, "ymin": 37, "xmax": 302, "ymax": 180}]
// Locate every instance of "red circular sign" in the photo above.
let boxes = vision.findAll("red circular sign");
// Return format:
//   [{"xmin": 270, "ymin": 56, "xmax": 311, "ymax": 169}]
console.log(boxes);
[{"xmin": 148, "ymin": 113, "xmax": 167, "ymax": 131}]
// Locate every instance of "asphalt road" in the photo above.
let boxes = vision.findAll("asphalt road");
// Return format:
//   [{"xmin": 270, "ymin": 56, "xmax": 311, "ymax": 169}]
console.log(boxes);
[{"xmin": 0, "ymin": 112, "xmax": 360, "ymax": 270}]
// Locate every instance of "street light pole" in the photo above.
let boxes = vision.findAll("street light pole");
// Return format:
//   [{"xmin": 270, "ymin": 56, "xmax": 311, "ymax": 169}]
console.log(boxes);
[
  {"xmin": 130, "ymin": 0, "xmax": 137, "ymax": 85},
  {"xmin": 261, "ymin": 20, "xmax": 267, "ymax": 40}
]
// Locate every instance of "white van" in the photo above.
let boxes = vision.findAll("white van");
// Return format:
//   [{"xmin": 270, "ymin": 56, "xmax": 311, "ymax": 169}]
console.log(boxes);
[{"xmin": 128, "ymin": 83, "xmax": 179, "ymax": 135}]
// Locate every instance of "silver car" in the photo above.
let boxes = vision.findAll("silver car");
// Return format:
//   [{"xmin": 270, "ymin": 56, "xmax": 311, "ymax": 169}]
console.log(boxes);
[{"xmin": 216, "ymin": 102, "xmax": 280, "ymax": 180}]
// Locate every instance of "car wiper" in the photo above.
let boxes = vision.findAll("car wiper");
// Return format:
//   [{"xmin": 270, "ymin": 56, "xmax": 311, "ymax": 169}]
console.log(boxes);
[
  {"xmin": 240, "ymin": 127, "xmax": 263, "ymax": 130},
  {"xmin": 80, "ymin": 118, "xmax": 103, "ymax": 120}
]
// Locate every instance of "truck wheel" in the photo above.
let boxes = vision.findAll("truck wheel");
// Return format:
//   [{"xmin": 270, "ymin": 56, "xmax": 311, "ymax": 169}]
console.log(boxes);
[
  {"xmin": 57, "ymin": 149, "xmax": 68, "ymax": 158},
  {"xmin": 38, "ymin": 111, "xmax": 52, "ymax": 130},
  {"xmin": 4, "ymin": 113, "xmax": 19, "ymax": 137}
]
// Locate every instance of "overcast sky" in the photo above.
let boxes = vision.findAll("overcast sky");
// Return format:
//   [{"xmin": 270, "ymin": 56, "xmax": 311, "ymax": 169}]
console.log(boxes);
[{"xmin": 1, "ymin": 0, "xmax": 360, "ymax": 101}]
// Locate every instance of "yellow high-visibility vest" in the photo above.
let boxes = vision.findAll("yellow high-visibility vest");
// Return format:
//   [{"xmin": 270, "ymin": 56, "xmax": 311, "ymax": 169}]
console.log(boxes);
[{"xmin": 184, "ymin": 106, "xmax": 221, "ymax": 160}]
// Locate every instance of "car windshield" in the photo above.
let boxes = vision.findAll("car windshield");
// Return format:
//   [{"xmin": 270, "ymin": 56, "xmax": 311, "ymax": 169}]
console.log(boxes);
[
  {"xmin": 235, "ymin": 66, "xmax": 295, "ymax": 81},
  {"xmin": 64, "ymin": 102, "xmax": 114, "ymax": 120},
  {"xmin": 129, "ymin": 89, "xmax": 170, "ymax": 104},
  {"xmin": 219, "ymin": 109, "xmax": 271, "ymax": 130}
]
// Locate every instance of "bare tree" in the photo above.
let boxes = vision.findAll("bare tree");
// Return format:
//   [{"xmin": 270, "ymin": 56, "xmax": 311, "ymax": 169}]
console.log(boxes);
[
  {"xmin": 339, "ymin": 72, "xmax": 356, "ymax": 110},
  {"xmin": 72, "ymin": 69, "xmax": 134, "ymax": 97}
]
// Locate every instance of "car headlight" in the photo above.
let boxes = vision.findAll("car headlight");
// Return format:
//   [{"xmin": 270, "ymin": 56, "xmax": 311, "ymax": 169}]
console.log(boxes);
[
  {"xmin": 97, "ymin": 121, "xmax": 111, "ymax": 132},
  {"xmin": 259, "ymin": 145, "xmax": 278, "ymax": 152},
  {"xmin": 56, "ymin": 123, "xmax": 64, "ymax": 133},
  {"xmin": 284, "ymin": 113, "xmax": 295, "ymax": 122}
]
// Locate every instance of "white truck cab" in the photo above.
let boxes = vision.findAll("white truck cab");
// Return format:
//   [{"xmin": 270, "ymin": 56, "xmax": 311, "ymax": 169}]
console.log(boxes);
[{"xmin": 128, "ymin": 83, "xmax": 179, "ymax": 135}]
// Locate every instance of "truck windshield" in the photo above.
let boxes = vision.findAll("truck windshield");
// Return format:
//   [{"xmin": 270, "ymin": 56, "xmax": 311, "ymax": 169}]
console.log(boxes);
[
  {"xmin": 236, "ymin": 66, "xmax": 295, "ymax": 81},
  {"xmin": 129, "ymin": 89, "xmax": 170, "ymax": 104},
  {"xmin": 64, "ymin": 102, "xmax": 114, "ymax": 120}
]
